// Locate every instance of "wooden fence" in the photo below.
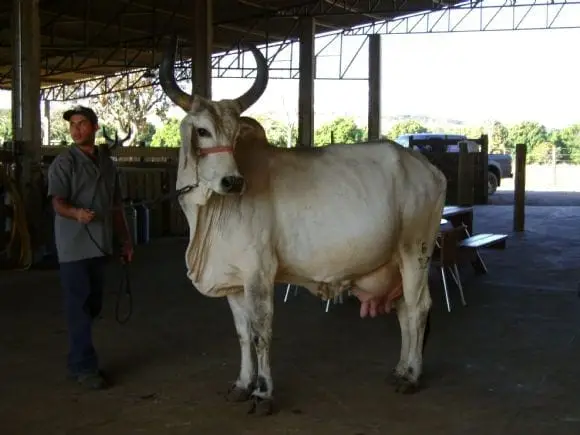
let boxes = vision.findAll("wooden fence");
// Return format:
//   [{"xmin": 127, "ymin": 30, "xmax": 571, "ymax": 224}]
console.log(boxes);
[
  {"xmin": 408, "ymin": 134, "xmax": 489, "ymax": 205},
  {"xmin": 1, "ymin": 146, "xmax": 188, "ymax": 238},
  {"xmin": 108, "ymin": 147, "xmax": 187, "ymax": 237},
  {"xmin": 1, "ymin": 138, "xmax": 489, "ymax": 239},
  {"xmin": 117, "ymin": 164, "xmax": 188, "ymax": 237}
]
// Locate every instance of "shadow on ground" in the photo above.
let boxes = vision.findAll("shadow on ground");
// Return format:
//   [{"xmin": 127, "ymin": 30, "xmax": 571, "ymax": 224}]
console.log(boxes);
[{"xmin": 1, "ymin": 205, "xmax": 579, "ymax": 435}]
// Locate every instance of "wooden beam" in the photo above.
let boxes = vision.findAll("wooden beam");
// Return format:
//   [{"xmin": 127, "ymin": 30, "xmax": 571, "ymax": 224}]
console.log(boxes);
[{"xmin": 513, "ymin": 143, "xmax": 526, "ymax": 232}]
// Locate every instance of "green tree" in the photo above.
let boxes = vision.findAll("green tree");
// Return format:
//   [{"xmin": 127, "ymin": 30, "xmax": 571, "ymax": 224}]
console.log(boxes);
[
  {"xmin": 507, "ymin": 121, "xmax": 547, "ymax": 156},
  {"xmin": 490, "ymin": 121, "xmax": 509, "ymax": 153},
  {"xmin": 89, "ymin": 73, "xmax": 171, "ymax": 145},
  {"xmin": 0, "ymin": 109, "xmax": 11, "ymax": 143},
  {"xmin": 528, "ymin": 141, "xmax": 557, "ymax": 164},
  {"xmin": 386, "ymin": 120, "xmax": 428, "ymax": 140},
  {"xmin": 0, "ymin": 107, "xmax": 155, "ymax": 147},
  {"xmin": 314, "ymin": 116, "xmax": 366, "ymax": 146},
  {"xmin": 464, "ymin": 125, "xmax": 485, "ymax": 139},
  {"xmin": 49, "ymin": 109, "xmax": 73, "ymax": 144},
  {"xmin": 550, "ymin": 124, "xmax": 580, "ymax": 163},
  {"xmin": 150, "ymin": 118, "xmax": 181, "ymax": 147},
  {"xmin": 254, "ymin": 115, "xmax": 297, "ymax": 147},
  {"xmin": 138, "ymin": 122, "xmax": 157, "ymax": 145}
]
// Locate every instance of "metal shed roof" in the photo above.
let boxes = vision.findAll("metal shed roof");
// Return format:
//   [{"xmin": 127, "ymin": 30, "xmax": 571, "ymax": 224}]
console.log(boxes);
[{"xmin": 0, "ymin": 0, "xmax": 463, "ymax": 90}]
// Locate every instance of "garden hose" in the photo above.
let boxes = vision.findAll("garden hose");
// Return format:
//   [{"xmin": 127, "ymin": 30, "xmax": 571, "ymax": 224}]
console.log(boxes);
[{"xmin": 0, "ymin": 168, "xmax": 33, "ymax": 270}]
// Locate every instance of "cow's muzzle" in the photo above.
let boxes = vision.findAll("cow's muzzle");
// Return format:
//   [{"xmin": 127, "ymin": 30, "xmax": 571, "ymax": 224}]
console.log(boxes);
[{"xmin": 220, "ymin": 176, "xmax": 245, "ymax": 194}]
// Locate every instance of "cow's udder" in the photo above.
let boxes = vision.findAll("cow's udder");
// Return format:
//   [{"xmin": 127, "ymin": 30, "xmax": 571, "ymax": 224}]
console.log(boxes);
[{"xmin": 352, "ymin": 270, "xmax": 403, "ymax": 318}]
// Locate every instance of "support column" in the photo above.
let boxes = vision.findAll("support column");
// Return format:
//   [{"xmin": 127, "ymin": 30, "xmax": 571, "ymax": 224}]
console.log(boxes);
[
  {"xmin": 11, "ymin": 0, "xmax": 44, "ymax": 259},
  {"xmin": 192, "ymin": 0, "xmax": 212, "ymax": 99},
  {"xmin": 297, "ymin": 17, "xmax": 315, "ymax": 148},
  {"xmin": 367, "ymin": 35, "xmax": 381, "ymax": 141},
  {"xmin": 42, "ymin": 99, "xmax": 50, "ymax": 146}
]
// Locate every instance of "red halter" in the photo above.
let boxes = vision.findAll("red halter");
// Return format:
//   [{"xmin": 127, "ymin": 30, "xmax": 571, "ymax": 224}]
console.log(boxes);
[{"xmin": 197, "ymin": 146, "xmax": 234, "ymax": 156}]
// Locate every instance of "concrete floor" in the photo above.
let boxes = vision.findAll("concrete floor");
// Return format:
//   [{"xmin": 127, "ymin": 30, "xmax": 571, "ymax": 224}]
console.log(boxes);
[{"xmin": 1, "ymin": 204, "xmax": 579, "ymax": 435}]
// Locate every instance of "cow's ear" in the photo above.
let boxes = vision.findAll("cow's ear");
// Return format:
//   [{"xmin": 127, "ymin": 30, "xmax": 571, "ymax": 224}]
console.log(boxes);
[
  {"xmin": 190, "ymin": 95, "xmax": 203, "ymax": 112},
  {"xmin": 179, "ymin": 117, "xmax": 195, "ymax": 169}
]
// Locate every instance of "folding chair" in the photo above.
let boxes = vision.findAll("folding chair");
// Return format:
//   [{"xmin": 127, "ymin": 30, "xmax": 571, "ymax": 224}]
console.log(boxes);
[
  {"xmin": 283, "ymin": 283, "xmax": 345, "ymax": 312},
  {"xmin": 433, "ymin": 224, "xmax": 468, "ymax": 312}
]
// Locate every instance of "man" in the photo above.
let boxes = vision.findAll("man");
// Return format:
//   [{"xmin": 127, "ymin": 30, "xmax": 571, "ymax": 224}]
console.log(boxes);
[{"xmin": 47, "ymin": 105, "xmax": 134, "ymax": 390}]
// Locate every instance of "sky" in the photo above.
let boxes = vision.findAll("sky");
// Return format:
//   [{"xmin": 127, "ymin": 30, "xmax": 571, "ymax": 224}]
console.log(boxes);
[{"xmin": 2, "ymin": 1, "xmax": 580, "ymax": 131}]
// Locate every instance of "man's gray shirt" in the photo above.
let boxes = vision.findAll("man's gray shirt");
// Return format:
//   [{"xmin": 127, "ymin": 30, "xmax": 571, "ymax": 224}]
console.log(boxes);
[{"xmin": 47, "ymin": 146, "xmax": 121, "ymax": 263}]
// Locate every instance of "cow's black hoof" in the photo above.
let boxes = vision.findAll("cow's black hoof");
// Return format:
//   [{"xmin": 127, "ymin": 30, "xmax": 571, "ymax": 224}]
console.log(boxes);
[
  {"xmin": 394, "ymin": 378, "xmax": 421, "ymax": 394},
  {"xmin": 226, "ymin": 384, "xmax": 252, "ymax": 402},
  {"xmin": 248, "ymin": 395, "xmax": 275, "ymax": 416},
  {"xmin": 388, "ymin": 369, "xmax": 405, "ymax": 386}
]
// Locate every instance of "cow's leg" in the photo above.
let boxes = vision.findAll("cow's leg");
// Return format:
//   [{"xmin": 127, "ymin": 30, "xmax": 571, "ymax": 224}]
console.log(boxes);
[
  {"xmin": 245, "ymin": 275, "xmax": 275, "ymax": 416},
  {"xmin": 393, "ymin": 243, "xmax": 433, "ymax": 394},
  {"xmin": 392, "ymin": 297, "xmax": 410, "ymax": 383},
  {"xmin": 226, "ymin": 291, "xmax": 255, "ymax": 402}
]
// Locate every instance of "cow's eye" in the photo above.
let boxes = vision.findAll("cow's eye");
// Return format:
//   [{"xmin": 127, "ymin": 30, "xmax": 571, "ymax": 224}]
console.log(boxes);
[{"xmin": 197, "ymin": 128, "xmax": 211, "ymax": 138}]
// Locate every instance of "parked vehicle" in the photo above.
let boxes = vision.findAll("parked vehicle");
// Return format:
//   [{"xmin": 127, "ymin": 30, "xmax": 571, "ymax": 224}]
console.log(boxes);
[{"xmin": 394, "ymin": 133, "xmax": 513, "ymax": 195}]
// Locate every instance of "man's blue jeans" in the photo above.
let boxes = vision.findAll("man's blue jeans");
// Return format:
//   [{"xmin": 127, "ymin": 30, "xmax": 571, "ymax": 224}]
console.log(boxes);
[{"xmin": 59, "ymin": 257, "xmax": 106, "ymax": 375}]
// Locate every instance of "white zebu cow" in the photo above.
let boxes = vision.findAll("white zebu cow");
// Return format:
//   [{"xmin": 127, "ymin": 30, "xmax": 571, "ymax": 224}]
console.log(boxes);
[{"xmin": 159, "ymin": 37, "xmax": 447, "ymax": 416}]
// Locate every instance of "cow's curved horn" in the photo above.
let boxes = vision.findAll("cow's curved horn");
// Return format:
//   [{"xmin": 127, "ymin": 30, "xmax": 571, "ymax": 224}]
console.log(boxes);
[
  {"xmin": 103, "ymin": 127, "xmax": 115, "ymax": 146},
  {"xmin": 233, "ymin": 43, "xmax": 269, "ymax": 113},
  {"xmin": 118, "ymin": 127, "xmax": 132, "ymax": 145},
  {"xmin": 159, "ymin": 35, "xmax": 193, "ymax": 112}
]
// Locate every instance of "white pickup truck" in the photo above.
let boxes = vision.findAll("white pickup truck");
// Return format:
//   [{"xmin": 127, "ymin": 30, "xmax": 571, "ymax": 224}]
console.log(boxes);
[{"xmin": 394, "ymin": 133, "xmax": 513, "ymax": 195}]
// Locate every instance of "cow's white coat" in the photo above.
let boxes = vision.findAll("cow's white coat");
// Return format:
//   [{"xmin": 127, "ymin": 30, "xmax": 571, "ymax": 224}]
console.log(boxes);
[{"xmin": 175, "ymin": 108, "xmax": 447, "ymax": 412}]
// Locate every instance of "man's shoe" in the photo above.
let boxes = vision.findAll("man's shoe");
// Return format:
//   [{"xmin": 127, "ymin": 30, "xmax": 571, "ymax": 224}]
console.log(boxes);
[{"xmin": 67, "ymin": 370, "xmax": 108, "ymax": 390}]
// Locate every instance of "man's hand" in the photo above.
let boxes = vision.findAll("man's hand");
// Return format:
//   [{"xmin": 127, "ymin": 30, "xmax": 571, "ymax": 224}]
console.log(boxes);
[
  {"xmin": 75, "ymin": 208, "xmax": 95, "ymax": 224},
  {"xmin": 121, "ymin": 240, "xmax": 134, "ymax": 263}
]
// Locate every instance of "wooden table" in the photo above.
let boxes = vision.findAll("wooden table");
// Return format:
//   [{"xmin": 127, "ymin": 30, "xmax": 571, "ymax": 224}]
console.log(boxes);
[
  {"xmin": 442, "ymin": 205, "xmax": 473, "ymax": 235},
  {"xmin": 442, "ymin": 205, "xmax": 498, "ymax": 275}
]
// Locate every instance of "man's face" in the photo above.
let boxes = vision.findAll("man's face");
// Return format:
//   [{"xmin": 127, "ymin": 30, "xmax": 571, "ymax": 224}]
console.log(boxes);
[{"xmin": 69, "ymin": 114, "xmax": 98, "ymax": 146}]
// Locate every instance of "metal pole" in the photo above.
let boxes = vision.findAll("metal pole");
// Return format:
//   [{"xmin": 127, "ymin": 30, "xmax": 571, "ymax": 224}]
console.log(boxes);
[
  {"xmin": 10, "ymin": 0, "xmax": 43, "ymax": 264},
  {"xmin": 11, "ymin": 0, "xmax": 24, "ymax": 137}
]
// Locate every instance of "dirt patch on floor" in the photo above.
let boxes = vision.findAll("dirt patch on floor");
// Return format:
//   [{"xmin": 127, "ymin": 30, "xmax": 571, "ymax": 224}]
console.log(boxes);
[{"xmin": 1, "ymin": 214, "xmax": 580, "ymax": 434}]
